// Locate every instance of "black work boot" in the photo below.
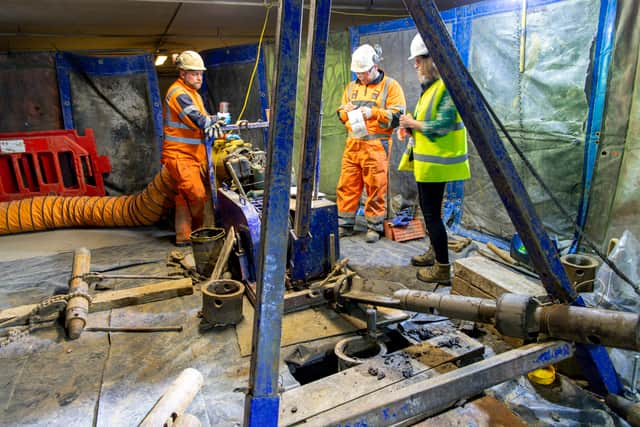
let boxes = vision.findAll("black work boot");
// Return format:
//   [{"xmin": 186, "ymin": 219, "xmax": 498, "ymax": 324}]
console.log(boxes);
[
  {"xmin": 416, "ymin": 262, "xmax": 451, "ymax": 285},
  {"xmin": 411, "ymin": 247, "xmax": 435, "ymax": 267}
]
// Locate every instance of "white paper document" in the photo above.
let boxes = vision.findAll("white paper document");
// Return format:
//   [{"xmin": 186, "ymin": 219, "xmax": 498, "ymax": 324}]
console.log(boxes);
[{"xmin": 347, "ymin": 109, "xmax": 368, "ymax": 138}]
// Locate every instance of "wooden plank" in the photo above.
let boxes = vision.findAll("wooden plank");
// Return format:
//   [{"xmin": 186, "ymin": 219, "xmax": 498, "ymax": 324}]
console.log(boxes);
[
  {"xmin": 236, "ymin": 299, "xmax": 356, "ymax": 357},
  {"xmin": 0, "ymin": 278, "xmax": 193, "ymax": 326},
  {"xmin": 210, "ymin": 226, "xmax": 235, "ymax": 281},
  {"xmin": 279, "ymin": 331, "xmax": 484, "ymax": 426},
  {"xmin": 454, "ymin": 256, "xmax": 546, "ymax": 299},
  {"xmin": 452, "ymin": 275, "xmax": 495, "ymax": 300}
]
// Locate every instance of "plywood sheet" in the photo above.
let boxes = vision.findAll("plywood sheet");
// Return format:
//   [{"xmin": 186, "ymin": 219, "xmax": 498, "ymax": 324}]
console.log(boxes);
[{"xmin": 235, "ymin": 298, "xmax": 356, "ymax": 357}]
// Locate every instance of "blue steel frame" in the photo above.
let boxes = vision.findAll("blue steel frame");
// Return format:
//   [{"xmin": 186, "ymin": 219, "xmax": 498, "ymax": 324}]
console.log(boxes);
[
  {"xmin": 244, "ymin": 1, "xmax": 304, "ymax": 425},
  {"xmin": 571, "ymin": 0, "xmax": 617, "ymax": 253},
  {"xmin": 292, "ymin": 0, "xmax": 332, "ymax": 258},
  {"xmin": 246, "ymin": 0, "xmax": 620, "ymax": 422},
  {"xmin": 403, "ymin": 0, "xmax": 621, "ymax": 395},
  {"xmin": 55, "ymin": 52, "xmax": 163, "ymax": 152}
]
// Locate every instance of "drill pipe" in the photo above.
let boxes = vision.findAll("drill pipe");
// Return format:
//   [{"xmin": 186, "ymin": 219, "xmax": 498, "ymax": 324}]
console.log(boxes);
[
  {"xmin": 338, "ymin": 289, "xmax": 640, "ymax": 352},
  {"xmin": 535, "ymin": 304, "xmax": 640, "ymax": 351}
]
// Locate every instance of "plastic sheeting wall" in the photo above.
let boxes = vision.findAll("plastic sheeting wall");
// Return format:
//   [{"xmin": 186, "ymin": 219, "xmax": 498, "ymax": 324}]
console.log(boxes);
[
  {"xmin": 67, "ymin": 73, "xmax": 158, "ymax": 194},
  {"xmin": 201, "ymin": 45, "xmax": 268, "ymax": 151},
  {"xmin": 585, "ymin": 1, "xmax": 640, "ymax": 248},
  {"xmin": 56, "ymin": 53, "xmax": 162, "ymax": 195},
  {"xmin": 463, "ymin": 0, "xmax": 599, "ymax": 241}
]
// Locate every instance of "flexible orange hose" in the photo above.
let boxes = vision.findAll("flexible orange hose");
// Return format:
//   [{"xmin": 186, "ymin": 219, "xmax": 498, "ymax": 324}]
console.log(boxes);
[{"xmin": 0, "ymin": 167, "xmax": 177, "ymax": 235}]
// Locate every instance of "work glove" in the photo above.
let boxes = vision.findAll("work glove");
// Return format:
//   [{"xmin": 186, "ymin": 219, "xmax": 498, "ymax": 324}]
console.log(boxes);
[
  {"xmin": 360, "ymin": 106, "xmax": 372, "ymax": 119},
  {"xmin": 389, "ymin": 207, "xmax": 414, "ymax": 228},
  {"xmin": 205, "ymin": 119, "xmax": 227, "ymax": 140},
  {"xmin": 235, "ymin": 119, "xmax": 249, "ymax": 129}
]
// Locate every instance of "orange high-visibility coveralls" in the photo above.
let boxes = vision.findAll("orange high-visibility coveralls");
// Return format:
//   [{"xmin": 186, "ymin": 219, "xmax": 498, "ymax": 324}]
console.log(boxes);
[
  {"xmin": 162, "ymin": 78, "xmax": 214, "ymax": 244},
  {"xmin": 336, "ymin": 71, "xmax": 406, "ymax": 232}
]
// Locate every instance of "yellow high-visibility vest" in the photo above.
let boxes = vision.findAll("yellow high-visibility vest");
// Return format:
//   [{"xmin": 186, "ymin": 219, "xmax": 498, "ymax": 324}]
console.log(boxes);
[{"xmin": 413, "ymin": 79, "xmax": 470, "ymax": 183}]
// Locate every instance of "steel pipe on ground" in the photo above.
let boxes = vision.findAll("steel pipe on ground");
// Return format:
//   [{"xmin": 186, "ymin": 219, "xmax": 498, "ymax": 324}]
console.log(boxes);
[
  {"xmin": 341, "ymin": 289, "xmax": 640, "ymax": 352},
  {"xmin": 66, "ymin": 247, "xmax": 91, "ymax": 339},
  {"xmin": 535, "ymin": 304, "xmax": 640, "ymax": 351}
]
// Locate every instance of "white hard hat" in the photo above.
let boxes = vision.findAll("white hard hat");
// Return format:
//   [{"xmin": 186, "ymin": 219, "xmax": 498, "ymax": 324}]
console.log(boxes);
[
  {"xmin": 175, "ymin": 50, "xmax": 206, "ymax": 71},
  {"xmin": 350, "ymin": 44, "xmax": 378, "ymax": 73},
  {"xmin": 408, "ymin": 34, "xmax": 429, "ymax": 60}
]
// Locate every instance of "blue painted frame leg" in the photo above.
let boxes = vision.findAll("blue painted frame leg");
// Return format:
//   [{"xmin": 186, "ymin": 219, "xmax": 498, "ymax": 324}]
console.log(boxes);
[
  {"xmin": 244, "ymin": 1, "xmax": 304, "ymax": 426},
  {"xmin": 401, "ymin": 0, "xmax": 621, "ymax": 395},
  {"xmin": 291, "ymin": 0, "xmax": 333, "ymax": 281},
  {"xmin": 293, "ymin": 0, "xmax": 332, "ymax": 238},
  {"xmin": 571, "ymin": 0, "xmax": 617, "ymax": 253}
]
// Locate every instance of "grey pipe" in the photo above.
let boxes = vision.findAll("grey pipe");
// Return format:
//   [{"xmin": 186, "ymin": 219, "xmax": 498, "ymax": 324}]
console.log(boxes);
[
  {"xmin": 394, "ymin": 289, "xmax": 497, "ymax": 324},
  {"xmin": 359, "ymin": 289, "xmax": 640, "ymax": 351}
]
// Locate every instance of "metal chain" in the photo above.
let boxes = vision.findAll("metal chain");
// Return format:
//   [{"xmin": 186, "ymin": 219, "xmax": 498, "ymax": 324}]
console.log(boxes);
[{"xmin": 0, "ymin": 291, "xmax": 93, "ymax": 348}]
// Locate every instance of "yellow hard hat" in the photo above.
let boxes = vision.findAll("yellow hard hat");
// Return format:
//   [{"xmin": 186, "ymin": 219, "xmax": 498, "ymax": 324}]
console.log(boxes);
[{"xmin": 175, "ymin": 50, "xmax": 206, "ymax": 71}]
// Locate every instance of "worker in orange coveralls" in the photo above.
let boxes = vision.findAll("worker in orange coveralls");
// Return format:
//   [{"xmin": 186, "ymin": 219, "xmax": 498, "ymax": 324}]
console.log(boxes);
[
  {"xmin": 162, "ymin": 50, "xmax": 221, "ymax": 246},
  {"xmin": 336, "ymin": 44, "xmax": 406, "ymax": 243}
]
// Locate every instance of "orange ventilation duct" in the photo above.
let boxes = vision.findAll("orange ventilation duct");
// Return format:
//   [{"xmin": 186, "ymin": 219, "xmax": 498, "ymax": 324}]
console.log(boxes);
[{"xmin": 0, "ymin": 167, "xmax": 176, "ymax": 235}]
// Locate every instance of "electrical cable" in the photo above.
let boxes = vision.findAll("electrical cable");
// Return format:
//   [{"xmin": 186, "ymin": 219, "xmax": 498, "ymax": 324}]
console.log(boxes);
[
  {"xmin": 153, "ymin": 3, "xmax": 183, "ymax": 55},
  {"xmin": 465, "ymin": 75, "xmax": 639, "ymax": 292},
  {"xmin": 237, "ymin": 4, "xmax": 271, "ymax": 121}
]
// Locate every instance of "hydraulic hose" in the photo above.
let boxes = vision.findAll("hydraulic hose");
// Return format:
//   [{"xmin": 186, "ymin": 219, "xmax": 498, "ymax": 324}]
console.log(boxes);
[{"xmin": 0, "ymin": 167, "xmax": 176, "ymax": 235}]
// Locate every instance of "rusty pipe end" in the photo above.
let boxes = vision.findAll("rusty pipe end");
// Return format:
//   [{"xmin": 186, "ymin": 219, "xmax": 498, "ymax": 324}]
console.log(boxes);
[{"xmin": 67, "ymin": 317, "xmax": 86, "ymax": 340}]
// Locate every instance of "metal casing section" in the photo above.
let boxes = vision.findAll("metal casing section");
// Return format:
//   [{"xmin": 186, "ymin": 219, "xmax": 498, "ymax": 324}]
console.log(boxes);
[
  {"xmin": 288, "ymin": 197, "xmax": 340, "ymax": 283},
  {"xmin": 535, "ymin": 304, "xmax": 640, "ymax": 351},
  {"xmin": 218, "ymin": 187, "xmax": 339, "ymax": 285},
  {"xmin": 202, "ymin": 279, "xmax": 245, "ymax": 326},
  {"xmin": 495, "ymin": 293, "xmax": 538, "ymax": 339}
]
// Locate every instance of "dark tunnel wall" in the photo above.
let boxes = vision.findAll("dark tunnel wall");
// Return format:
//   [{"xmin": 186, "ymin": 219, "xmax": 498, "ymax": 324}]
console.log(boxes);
[{"xmin": 0, "ymin": 52, "xmax": 62, "ymax": 132}]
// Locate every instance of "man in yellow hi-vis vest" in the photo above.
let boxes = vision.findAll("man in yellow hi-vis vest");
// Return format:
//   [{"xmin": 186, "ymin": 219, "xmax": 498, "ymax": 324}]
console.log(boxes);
[
  {"xmin": 336, "ymin": 44, "xmax": 406, "ymax": 243},
  {"xmin": 399, "ymin": 34, "xmax": 470, "ymax": 284}
]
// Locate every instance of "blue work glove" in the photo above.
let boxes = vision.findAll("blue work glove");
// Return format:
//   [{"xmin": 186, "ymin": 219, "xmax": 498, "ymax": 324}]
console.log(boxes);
[{"xmin": 389, "ymin": 208, "xmax": 414, "ymax": 227}]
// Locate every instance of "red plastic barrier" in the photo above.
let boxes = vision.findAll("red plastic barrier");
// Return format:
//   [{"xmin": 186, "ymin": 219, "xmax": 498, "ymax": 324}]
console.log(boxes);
[{"xmin": 0, "ymin": 129, "xmax": 111, "ymax": 201}]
